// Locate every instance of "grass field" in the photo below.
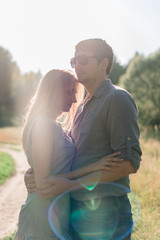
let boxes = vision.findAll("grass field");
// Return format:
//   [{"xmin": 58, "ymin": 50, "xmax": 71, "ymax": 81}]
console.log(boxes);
[
  {"xmin": 0, "ymin": 127, "xmax": 22, "ymax": 144},
  {"xmin": 0, "ymin": 127, "xmax": 160, "ymax": 239},
  {"xmin": 0, "ymin": 152, "xmax": 15, "ymax": 185},
  {"xmin": 130, "ymin": 137, "xmax": 160, "ymax": 240}
]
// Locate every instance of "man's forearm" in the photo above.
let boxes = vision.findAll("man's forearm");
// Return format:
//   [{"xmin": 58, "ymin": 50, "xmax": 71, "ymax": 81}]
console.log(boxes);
[
  {"xmin": 98, "ymin": 160, "xmax": 136, "ymax": 183},
  {"xmin": 65, "ymin": 160, "xmax": 136, "ymax": 192}
]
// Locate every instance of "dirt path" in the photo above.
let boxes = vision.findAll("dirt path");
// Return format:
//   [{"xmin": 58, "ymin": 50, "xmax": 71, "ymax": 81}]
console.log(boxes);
[{"xmin": 0, "ymin": 144, "xmax": 29, "ymax": 239}]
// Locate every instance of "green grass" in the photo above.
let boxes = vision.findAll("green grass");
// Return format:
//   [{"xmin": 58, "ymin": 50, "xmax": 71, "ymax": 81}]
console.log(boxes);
[
  {"xmin": 0, "ymin": 152, "xmax": 15, "ymax": 185},
  {"xmin": 2, "ymin": 231, "xmax": 15, "ymax": 240},
  {"xmin": 9, "ymin": 147, "xmax": 22, "ymax": 152}
]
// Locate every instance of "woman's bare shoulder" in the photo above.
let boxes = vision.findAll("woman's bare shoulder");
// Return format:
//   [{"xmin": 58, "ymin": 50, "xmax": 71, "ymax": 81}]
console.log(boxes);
[{"xmin": 31, "ymin": 116, "xmax": 57, "ymax": 139}]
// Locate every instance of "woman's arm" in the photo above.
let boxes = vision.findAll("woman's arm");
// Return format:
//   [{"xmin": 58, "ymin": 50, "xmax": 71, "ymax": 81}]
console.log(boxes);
[
  {"xmin": 45, "ymin": 152, "xmax": 124, "ymax": 180},
  {"xmin": 31, "ymin": 118, "xmax": 56, "ymax": 190},
  {"xmin": 37, "ymin": 160, "xmax": 134, "ymax": 198},
  {"xmin": 24, "ymin": 152, "xmax": 123, "ymax": 193}
]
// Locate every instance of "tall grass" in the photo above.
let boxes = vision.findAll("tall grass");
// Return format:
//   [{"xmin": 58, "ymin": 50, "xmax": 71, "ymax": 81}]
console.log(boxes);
[
  {"xmin": 0, "ymin": 127, "xmax": 22, "ymax": 144},
  {"xmin": 131, "ymin": 137, "xmax": 160, "ymax": 239}
]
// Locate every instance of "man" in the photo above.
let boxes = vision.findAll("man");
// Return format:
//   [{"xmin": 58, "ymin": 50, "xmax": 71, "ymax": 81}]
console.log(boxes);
[{"xmin": 26, "ymin": 38, "xmax": 142, "ymax": 239}]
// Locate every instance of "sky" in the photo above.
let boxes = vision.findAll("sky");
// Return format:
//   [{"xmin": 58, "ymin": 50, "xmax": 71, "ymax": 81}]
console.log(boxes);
[{"xmin": 0, "ymin": 0, "xmax": 160, "ymax": 75}]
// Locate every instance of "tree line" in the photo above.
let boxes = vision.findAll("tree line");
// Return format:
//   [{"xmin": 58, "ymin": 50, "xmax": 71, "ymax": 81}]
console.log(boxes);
[
  {"xmin": 0, "ymin": 46, "xmax": 160, "ymax": 130},
  {"xmin": 0, "ymin": 47, "xmax": 41, "ymax": 126},
  {"xmin": 117, "ymin": 51, "xmax": 160, "ymax": 131}
]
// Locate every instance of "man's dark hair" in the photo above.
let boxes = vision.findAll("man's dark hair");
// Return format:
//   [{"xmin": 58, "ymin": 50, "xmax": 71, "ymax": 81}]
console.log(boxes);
[{"xmin": 75, "ymin": 38, "xmax": 114, "ymax": 76}]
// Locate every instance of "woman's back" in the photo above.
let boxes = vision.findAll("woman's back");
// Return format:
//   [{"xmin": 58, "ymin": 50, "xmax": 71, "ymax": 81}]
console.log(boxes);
[{"xmin": 15, "ymin": 117, "xmax": 76, "ymax": 240}]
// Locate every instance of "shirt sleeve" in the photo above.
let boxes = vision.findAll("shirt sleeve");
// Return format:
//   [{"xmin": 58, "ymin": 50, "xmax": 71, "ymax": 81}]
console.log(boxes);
[{"xmin": 106, "ymin": 89, "xmax": 142, "ymax": 171}]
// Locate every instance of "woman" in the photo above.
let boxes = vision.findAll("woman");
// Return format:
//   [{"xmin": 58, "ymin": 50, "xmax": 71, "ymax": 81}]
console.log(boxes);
[{"xmin": 14, "ymin": 69, "xmax": 123, "ymax": 240}]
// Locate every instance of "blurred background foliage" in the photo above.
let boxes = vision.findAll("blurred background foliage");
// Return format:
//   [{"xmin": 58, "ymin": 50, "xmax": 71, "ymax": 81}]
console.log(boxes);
[
  {"xmin": 0, "ymin": 47, "xmax": 41, "ymax": 127},
  {"xmin": 111, "ymin": 50, "xmax": 160, "ymax": 131}
]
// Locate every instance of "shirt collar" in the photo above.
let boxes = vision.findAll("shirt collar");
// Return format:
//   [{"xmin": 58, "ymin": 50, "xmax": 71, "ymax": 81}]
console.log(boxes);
[{"xmin": 93, "ymin": 79, "xmax": 112, "ymax": 98}]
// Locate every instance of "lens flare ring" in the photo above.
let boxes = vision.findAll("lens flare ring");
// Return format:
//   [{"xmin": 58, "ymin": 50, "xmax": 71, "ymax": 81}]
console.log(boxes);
[{"xmin": 48, "ymin": 183, "xmax": 141, "ymax": 240}]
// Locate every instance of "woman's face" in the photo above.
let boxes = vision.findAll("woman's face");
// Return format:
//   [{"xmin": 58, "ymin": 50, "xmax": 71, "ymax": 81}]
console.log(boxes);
[{"xmin": 56, "ymin": 79, "xmax": 77, "ymax": 112}]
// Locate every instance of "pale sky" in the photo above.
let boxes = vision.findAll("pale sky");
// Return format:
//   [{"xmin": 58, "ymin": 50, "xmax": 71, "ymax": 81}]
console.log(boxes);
[{"xmin": 1, "ymin": 0, "xmax": 160, "ymax": 75}]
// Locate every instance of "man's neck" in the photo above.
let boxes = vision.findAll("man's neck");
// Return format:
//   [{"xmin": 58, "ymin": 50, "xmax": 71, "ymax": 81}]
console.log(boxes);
[{"xmin": 84, "ymin": 78, "xmax": 105, "ymax": 97}]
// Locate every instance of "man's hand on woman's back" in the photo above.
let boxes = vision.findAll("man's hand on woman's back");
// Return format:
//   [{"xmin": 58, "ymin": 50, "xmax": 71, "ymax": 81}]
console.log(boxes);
[{"xmin": 24, "ymin": 168, "xmax": 36, "ymax": 193}]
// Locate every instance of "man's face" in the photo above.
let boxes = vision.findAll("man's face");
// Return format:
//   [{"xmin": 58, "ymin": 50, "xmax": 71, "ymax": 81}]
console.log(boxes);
[{"xmin": 73, "ymin": 49, "xmax": 102, "ymax": 85}]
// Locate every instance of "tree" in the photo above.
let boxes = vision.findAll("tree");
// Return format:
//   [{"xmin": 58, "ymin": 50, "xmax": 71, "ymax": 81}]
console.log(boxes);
[
  {"xmin": 109, "ymin": 57, "xmax": 126, "ymax": 85},
  {"xmin": 0, "ymin": 46, "xmax": 42, "ymax": 126},
  {"xmin": 0, "ymin": 47, "xmax": 13, "ymax": 126},
  {"xmin": 14, "ymin": 71, "xmax": 41, "ymax": 119},
  {"xmin": 119, "ymin": 51, "xmax": 160, "ymax": 130}
]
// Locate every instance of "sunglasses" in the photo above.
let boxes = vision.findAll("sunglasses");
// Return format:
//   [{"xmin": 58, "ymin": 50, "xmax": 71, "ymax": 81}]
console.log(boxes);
[{"xmin": 70, "ymin": 55, "xmax": 96, "ymax": 68}]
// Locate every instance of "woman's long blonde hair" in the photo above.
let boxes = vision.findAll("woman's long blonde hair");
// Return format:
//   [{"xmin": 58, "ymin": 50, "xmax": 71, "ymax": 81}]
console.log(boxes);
[{"xmin": 22, "ymin": 69, "xmax": 84, "ymax": 152}]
